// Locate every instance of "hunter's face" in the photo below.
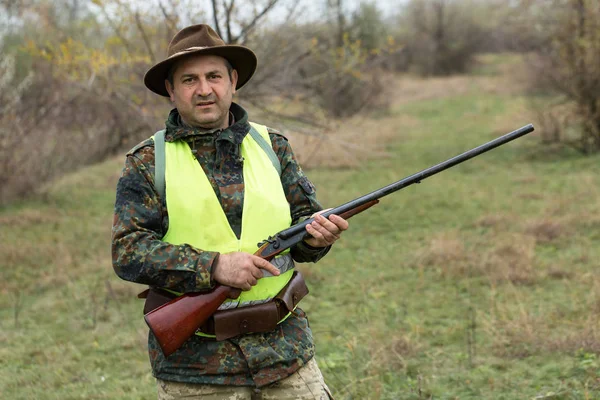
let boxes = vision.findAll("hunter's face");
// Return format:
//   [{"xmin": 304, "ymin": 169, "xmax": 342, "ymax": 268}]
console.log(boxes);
[{"xmin": 166, "ymin": 54, "xmax": 238, "ymax": 130}]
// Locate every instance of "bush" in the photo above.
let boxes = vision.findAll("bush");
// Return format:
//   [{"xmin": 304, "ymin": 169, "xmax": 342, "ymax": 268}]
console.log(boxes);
[
  {"xmin": 0, "ymin": 52, "xmax": 160, "ymax": 205},
  {"xmin": 244, "ymin": 22, "xmax": 394, "ymax": 119},
  {"xmin": 527, "ymin": 0, "xmax": 600, "ymax": 154},
  {"xmin": 0, "ymin": 22, "xmax": 166, "ymax": 205},
  {"xmin": 396, "ymin": 0, "xmax": 487, "ymax": 76}
]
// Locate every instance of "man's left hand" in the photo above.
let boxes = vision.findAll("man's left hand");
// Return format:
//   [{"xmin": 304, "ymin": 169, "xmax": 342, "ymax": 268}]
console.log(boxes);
[{"xmin": 303, "ymin": 211, "xmax": 348, "ymax": 248}]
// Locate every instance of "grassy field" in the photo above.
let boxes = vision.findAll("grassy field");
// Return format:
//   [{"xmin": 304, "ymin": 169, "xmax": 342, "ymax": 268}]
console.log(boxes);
[{"xmin": 2, "ymin": 55, "xmax": 600, "ymax": 399}]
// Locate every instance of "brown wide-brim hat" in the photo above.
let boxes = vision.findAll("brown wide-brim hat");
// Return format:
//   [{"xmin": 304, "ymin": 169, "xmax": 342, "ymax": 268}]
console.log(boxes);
[{"xmin": 144, "ymin": 24, "xmax": 257, "ymax": 97}]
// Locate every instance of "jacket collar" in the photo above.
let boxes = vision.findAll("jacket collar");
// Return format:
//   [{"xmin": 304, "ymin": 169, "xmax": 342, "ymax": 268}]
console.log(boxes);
[
  {"xmin": 164, "ymin": 102, "xmax": 250, "ymax": 141},
  {"xmin": 164, "ymin": 102, "xmax": 252, "ymax": 165}
]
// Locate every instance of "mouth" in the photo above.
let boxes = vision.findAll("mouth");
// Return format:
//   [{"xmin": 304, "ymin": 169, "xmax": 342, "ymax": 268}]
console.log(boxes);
[{"xmin": 196, "ymin": 101, "xmax": 215, "ymax": 107}]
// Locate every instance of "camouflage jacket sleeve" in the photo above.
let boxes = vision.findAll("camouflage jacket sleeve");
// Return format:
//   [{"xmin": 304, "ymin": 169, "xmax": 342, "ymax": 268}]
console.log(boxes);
[
  {"xmin": 268, "ymin": 130, "xmax": 331, "ymax": 263},
  {"xmin": 111, "ymin": 142, "xmax": 216, "ymax": 293}
]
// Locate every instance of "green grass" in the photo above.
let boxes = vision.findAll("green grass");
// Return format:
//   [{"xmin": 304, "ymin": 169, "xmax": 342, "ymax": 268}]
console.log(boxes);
[
  {"xmin": 301, "ymin": 85, "xmax": 600, "ymax": 399},
  {"xmin": 3, "ymin": 63, "xmax": 600, "ymax": 399}
]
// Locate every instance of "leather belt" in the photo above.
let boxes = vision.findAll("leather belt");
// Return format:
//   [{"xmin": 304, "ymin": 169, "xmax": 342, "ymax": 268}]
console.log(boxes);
[{"xmin": 138, "ymin": 271, "xmax": 309, "ymax": 341}]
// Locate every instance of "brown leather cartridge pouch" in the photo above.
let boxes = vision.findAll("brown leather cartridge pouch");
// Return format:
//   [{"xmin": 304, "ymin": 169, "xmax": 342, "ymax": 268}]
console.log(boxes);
[
  {"xmin": 139, "ymin": 271, "xmax": 309, "ymax": 341},
  {"xmin": 211, "ymin": 270, "xmax": 309, "ymax": 340},
  {"xmin": 139, "ymin": 288, "xmax": 177, "ymax": 315}
]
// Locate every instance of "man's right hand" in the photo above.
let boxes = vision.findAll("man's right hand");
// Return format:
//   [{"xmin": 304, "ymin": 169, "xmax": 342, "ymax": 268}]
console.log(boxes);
[{"xmin": 212, "ymin": 252, "xmax": 281, "ymax": 291}]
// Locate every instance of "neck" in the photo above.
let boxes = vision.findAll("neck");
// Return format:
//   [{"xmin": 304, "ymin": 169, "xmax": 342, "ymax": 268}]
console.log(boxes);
[{"xmin": 179, "ymin": 113, "xmax": 234, "ymax": 131}]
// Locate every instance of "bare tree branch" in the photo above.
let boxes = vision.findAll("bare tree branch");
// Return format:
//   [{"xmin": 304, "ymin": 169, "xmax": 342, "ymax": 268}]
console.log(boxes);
[
  {"xmin": 224, "ymin": 0, "xmax": 234, "ymax": 43},
  {"xmin": 135, "ymin": 12, "xmax": 156, "ymax": 64},
  {"xmin": 245, "ymin": 98, "xmax": 330, "ymax": 131},
  {"xmin": 233, "ymin": 0, "xmax": 280, "ymax": 44},
  {"xmin": 159, "ymin": 0, "xmax": 178, "ymax": 38},
  {"xmin": 96, "ymin": 5, "xmax": 135, "ymax": 55},
  {"xmin": 211, "ymin": 0, "xmax": 223, "ymax": 38}
]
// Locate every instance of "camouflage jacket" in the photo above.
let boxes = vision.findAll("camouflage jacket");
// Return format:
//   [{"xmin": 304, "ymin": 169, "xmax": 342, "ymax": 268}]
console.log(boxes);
[{"xmin": 111, "ymin": 103, "xmax": 329, "ymax": 387}]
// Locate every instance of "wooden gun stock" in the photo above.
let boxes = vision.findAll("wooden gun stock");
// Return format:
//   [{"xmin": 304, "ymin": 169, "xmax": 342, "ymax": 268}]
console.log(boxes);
[{"xmin": 144, "ymin": 285, "xmax": 240, "ymax": 357}]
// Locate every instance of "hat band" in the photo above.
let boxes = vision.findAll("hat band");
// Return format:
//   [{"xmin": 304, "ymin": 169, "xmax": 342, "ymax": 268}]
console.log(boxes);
[{"xmin": 168, "ymin": 46, "xmax": 212, "ymax": 58}]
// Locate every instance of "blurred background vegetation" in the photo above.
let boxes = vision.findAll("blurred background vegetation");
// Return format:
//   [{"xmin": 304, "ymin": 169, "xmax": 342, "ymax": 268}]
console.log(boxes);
[
  {"xmin": 2, "ymin": 0, "xmax": 600, "ymax": 204},
  {"xmin": 2, "ymin": 1, "xmax": 600, "ymax": 399}
]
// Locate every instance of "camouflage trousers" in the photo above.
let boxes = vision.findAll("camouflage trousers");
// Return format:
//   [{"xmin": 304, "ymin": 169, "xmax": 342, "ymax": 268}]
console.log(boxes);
[{"xmin": 156, "ymin": 357, "xmax": 333, "ymax": 400}]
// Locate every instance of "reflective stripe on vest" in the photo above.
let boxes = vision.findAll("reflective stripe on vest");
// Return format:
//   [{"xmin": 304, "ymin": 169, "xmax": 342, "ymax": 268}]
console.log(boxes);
[{"xmin": 160, "ymin": 122, "xmax": 294, "ymax": 315}]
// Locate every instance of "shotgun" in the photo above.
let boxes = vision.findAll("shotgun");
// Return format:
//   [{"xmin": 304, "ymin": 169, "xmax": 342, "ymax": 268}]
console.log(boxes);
[{"xmin": 145, "ymin": 123, "xmax": 535, "ymax": 356}]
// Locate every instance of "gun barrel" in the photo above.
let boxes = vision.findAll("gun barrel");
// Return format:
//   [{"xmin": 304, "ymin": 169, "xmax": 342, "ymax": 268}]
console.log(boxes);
[{"xmin": 278, "ymin": 124, "xmax": 534, "ymax": 240}]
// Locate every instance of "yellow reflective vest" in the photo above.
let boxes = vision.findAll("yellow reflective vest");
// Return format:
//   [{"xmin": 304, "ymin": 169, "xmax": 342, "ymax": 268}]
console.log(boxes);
[{"xmin": 160, "ymin": 122, "xmax": 294, "ymax": 314}]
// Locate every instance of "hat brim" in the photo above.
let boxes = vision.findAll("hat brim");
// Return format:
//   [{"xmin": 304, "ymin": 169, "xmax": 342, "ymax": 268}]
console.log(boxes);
[{"xmin": 144, "ymin": 46, "xmax": 257, "ymax": 97}]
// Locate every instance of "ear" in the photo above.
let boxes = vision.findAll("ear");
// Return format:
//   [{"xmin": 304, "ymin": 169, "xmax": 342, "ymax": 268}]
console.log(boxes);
[
  {"xmin": 231, "ymin": 69, "xmax": 238, "ymax": 94},
  {"xmin": 165, "ymin": 80, "xmax": 175, "ymax": 102}
]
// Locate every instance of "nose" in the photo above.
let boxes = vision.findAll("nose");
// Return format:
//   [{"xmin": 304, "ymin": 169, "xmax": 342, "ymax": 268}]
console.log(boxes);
[{"xmin": 195, "ymin": 77, "xmax": 212, "ymax": 97}]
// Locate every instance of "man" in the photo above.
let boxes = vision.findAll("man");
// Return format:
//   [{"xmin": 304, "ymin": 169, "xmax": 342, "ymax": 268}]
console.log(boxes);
[{"xmin": 111, "ymin": 24, "xmax": 348, "ymax": 399}]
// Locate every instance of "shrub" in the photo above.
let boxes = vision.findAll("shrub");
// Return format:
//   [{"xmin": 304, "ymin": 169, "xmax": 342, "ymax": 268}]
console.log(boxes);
[
  {"xmin": 244, "ymin": 23, "xmax": 395, "ymax": 119},
  {"xmin": 527, "ymin": 0, "xmax": 600, "ymax": 153},
  {"xmin": 396, "ymin": 0, "xmax": 487, "ymax": 76}
]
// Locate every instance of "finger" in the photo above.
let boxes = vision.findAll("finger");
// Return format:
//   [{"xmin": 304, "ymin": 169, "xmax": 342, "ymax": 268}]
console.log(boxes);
[
  {"xmin": 247, "ymin": 276, "xmax": 258, "ymax": 286},
  {"xmin": 250, "ymin": 267, "xmax": 264, "ymax": 280},
  {"xmin": 314, "ymin": 214, "xmax": 342, "ymax": 234},
  {"xmin": 306, "ymin": 223, "xmax": 336, "ymax": 246},
  {"xmin": 310, "ymin": 218, "xmax": 339, "ymax": 243},
  {"xmin": 254, "ymin": 257, "xmax": 280, "ymax": 276},
  {"xmin": 240, "ymin": 282, "xmax": 252, "ymax": 291},
  {"xmin": 328, "ymin": 214, "xmax": 349, "ymax": 231},
  {"xmin": 305, "ymin": 221, "xmax": 323, "ymax": 238}
]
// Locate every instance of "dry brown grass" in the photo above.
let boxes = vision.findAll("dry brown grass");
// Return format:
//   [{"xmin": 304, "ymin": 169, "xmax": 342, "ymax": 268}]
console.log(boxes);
[
  {"xmin": 0, "ymin": 208, "xmax": 63, "ymax": 227},
  {"xmin": 518, "ymin": 192, "xmax": 545, "ymax": 201},
  {"xmin": 295, "ymin": 263, "xmax": 326, "ymax": 283},
  {"xmin": 417, "ymin": 230, "xmax": 540, "ymax": 286},
  {"xmin": 378, "ymin": 335, "xmax": 420, "ymax": 371},
  {"xmin": 481, "ymin": 234, "xmax": 537, "ymax": 286},
  {"xmin": 551, "ymin": 331, "xmax": 600, "ymax": 355},
  {"xmin": 358, "ymin": 329, "xmax": 421, "ymax": 379},
  {"xmin": 487, "ymin": 316, "xmax": 542, "ymax": 359},
  {"xmin": 252, "ymin": 109, "xmax": 421, "ymax": 170},
  {"xmin": 489, "ymin": 107, "xmax": 538, "ymax": 139},
  {"xmin": 285, "ymin": 126, "xmax": 389, "ymax": 169},
  {"xmin": 0, "ymin": 240, "xmax": 76, "ymax": 293},
  {"xmin": 524, "ymin": 217, "xmax": 570, "ymax": 244},
  {"xmin": 570, "ymin": 212, "xmax": 600, "ymax": 233},
  {"xmin": 488, "ymin": 308, "xmax": 600, "ymax": 360},
  {"xmin": 482, "ymin": 286, "xmax": 546, "ymax": 359},
  {"xmin": 546, "ymin": 265, "xmax": 575, "ymax": 280},
  {"xmin": 484, "ymin": 277, "xmax": 600, "ymax": 360},
  {"xmin": 105, "ymin": 279, "xmax": 141, "ymax": 302},
  {"xmin": 418, "ymin": 232, "xmax": 469, "ymax": 277},
  {"xmin": 392, "ymin": 74, "xmax": 522, "ymax": 108},
  {"xmin": 474, "ymin": 213, "xmax": 517, "ymax": 231},
  {"xmin": 390, "ymin": 54, "xmax": 529, "ymax": 110},
  {"xmin": 418, "ymin": 205, "xmax": 586, "ymax": 287}
]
